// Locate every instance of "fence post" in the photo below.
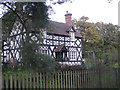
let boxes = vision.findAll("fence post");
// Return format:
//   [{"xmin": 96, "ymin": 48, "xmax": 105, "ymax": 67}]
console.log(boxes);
[
  {"xmin": 98, "ymin": 61, "xmax": 102, "ymax": 88},
  {"xmin": 93, "ymin": 51, "xmax": 96, "ymax": 67},
  {"xmin": 0, "ymin": 18, "xmax": 2, "ymax": 89}
]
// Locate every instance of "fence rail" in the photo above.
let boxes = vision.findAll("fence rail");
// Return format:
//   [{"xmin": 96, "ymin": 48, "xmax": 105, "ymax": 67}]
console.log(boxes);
[{"xmin": 2, "ymin": 69, "xmax": 118, "ymax": 89}]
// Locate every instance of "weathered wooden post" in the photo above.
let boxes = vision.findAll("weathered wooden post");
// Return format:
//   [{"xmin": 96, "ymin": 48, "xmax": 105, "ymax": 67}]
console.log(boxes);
[
  {"xmin": 86, "ymin": 51, "xmax": 96, "ymax": 68},
  {"xmin": 0, "ymin": 18, "xmax": 3, "ymax": 89}
]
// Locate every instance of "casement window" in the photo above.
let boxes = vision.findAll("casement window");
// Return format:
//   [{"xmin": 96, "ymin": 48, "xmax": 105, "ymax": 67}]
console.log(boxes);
[{"xmin": 69, "ymin": 51, "xmax": 76, "ymax": 60}]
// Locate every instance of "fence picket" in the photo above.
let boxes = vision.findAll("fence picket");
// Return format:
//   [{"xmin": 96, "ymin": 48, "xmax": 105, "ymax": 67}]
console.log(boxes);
[
  {"xmin": 61, "ymin": 72, "xmax": 62, "ymax": 88},
  {"xmin": 86, "ymin": 70, "xmax": 90, "ymax": 88},
  {"xmin": 73, "ymin": 70, "xmax": 75, "ymax": 88},
  {"xmin": 40, "ymin": 73, "xmax": 42, "ymax": 88},
  {"xmin": 74, "ymin": 70, "xmax": 76, "ymax": 88},
  {"xmin": 5, "ymin": 74, "xmax": 8, "ymax": 88},
  {"xmin": 68, "ymin": 71, "xmax": 70, "ymax": 88},
  {"xmin": 83, "ymin": 70, "xmax": 85, "ymax": 88},
  {"xmin": 63, "ymin": 71, "xmax": 65, "ymax": 88},
  {"xmin": 75, "ymin": 71, "xmax": 77, "ymax": 88},
  {"xmin": 22, "ymin": 74, "xmax": 25, "ymax": 88},
  {"xmin": 58, "ymin": 72, "xmax": 60, "ymax": 88},
  {"xmin": 10, "ymin": 75, "xmax": 12, "ymax": 88},
  {"xmin": 30, "ymin": 73, "xmax": 32, "ymax": 88},
  {"xmin": 14, "ymin": 74, "xmax": 16, "ymax": 88},
  {"xmin": 66, "ymin": 71, "xmax": 67, "ymax": 88},
  {"xmin": 43, "ymin": 73, "xmax": 46, "ymax": 88},
  {"xmin": 18, "ymin": 73, "xmax": 21, "ymax": 88},
  {"xmin": 52, "ymin": 73, "xmax": 54, "ymax": 88},
  {"xmin": 55, "ymin": 73, "xmax": 57, "ymax": 88},
  {"xmin": 49, "ymin": 73, "xmax": 51, "ymax": 88},
  {"xmin": 77, "ymin": 71, "xmax": 80, "ymax": 88},
  {"xmin": 33, "ymin": 73, "xmax": 36, "ymax": 88},
  {"xmin": 26, "ymin": 73, "xmax": 28, "ymax": 88},
  {"xmin": 80, "ymin": 71, "xmax": 82, "ymax": 87},
  {"xmin": 71, "ymin": 71, "xmax": 72, "ymax": 88},
  {"xmin": 46, "ymin": 72, "xmax": 48, "ymax": 88},
  {"xmin": 37, "ymin": 73, "xmax": 39, "ymax": 88}
]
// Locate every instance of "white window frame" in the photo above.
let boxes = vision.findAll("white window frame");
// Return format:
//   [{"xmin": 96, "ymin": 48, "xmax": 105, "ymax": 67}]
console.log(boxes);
[
  {"xmin": 70, "ymin": 32, "xmax": 75, "ymax": 41},
  {"xmin": 69, "ymin": 51, "xmax": 76, "ymax": 60}
]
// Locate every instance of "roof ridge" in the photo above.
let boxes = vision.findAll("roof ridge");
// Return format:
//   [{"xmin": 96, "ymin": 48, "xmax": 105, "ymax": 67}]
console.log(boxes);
[
  {"xmin": 49, "ymin": 20, "xmax": 68, "ymax": 25},
  {"xmin": 47, "ymin": 20, "xmax": 82, "ymax": 38}
]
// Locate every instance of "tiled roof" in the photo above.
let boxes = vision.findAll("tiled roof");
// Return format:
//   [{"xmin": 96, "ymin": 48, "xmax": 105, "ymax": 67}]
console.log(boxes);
[
  {"xmin": 46, "ymin": 21, "xmax": 82, "ymax": 38},
  {"xmin": 55, "ymin": 44, "xmax": 64, "ymax": 52},
  {"xmin": 55, "ymin": 44, "xmax": 68, "ymax": 52}
]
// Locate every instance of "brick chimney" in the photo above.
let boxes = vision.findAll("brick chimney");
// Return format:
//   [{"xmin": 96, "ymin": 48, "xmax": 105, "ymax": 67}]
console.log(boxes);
[{"xmin": 65, "ymin": 11, "xmax": 72, "ymax": 26}]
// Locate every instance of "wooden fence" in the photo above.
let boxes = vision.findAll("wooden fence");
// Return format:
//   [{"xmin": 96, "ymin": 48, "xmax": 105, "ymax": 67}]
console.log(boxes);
[{"xmin": 2, "ymin": 69, "xmax": 118, "ymax": 89}]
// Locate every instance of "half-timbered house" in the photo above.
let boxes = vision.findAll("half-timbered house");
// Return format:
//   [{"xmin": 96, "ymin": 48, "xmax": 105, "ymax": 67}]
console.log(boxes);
[
  {"xmin": 2, "ymin": 11, "xmax": 83, "ymax": 65},
  {"xmin": 39, "ymin": 11, "xmax": 83, "ymax": 65}
]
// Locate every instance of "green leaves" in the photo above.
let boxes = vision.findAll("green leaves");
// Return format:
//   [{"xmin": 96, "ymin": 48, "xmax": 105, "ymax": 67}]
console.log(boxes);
[
  {"xmin": 2, "ymin": 2, "xmax": 59, "ymax": 73},
  {"xmin": 73, "ymin": 16, "xmax": 119, "ymax": 66}
]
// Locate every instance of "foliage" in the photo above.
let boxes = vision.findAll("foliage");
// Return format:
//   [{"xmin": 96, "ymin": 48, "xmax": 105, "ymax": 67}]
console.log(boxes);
[
  {"xmin": 73, "ymin": 16, "xmax": 119, "ymax": 67},
  {"xmin": 84, "ymin": 59, "xmax": 95, "ymax": 69},
  {"xmin": 2, "ymin": 2, "xmax": 49, "ymax": 35},
  {"xmin": 21, "ymin": 42, "xmax": 60, "ymax": 73},
  {"xmin": 1, "ymin": 2, "xmax": 62, "ymax": 73},
  {"xmin": 60, "ymin": 65, "xmax": 85, "ymax": 71}
]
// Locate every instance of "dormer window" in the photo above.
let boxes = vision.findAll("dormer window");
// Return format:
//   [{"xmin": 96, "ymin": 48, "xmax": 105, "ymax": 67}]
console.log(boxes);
[
  {"xmin": 70, "ymin": 32, "xmax": 75, "ymax": 41},
  {"xmin": 69, "ymin": 27, "xmax": 75, "ymax": 41}
]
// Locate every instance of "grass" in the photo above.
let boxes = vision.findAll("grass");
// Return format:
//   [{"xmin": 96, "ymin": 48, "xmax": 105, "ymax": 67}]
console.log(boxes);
[{"xmin": 2, "ymin": 68, "xmax": 33, "ymax": 75}]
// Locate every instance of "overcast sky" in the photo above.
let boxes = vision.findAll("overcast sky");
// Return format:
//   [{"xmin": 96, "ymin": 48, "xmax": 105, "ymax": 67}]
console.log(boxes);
[{"xmin": 48, "ymin": 0, "xmax": 119, "ymax": 25}]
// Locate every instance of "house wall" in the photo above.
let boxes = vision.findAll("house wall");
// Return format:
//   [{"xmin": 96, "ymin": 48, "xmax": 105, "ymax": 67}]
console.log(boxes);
[
  {"xmin": 2, "ymin": 21, "xmax": 82, "ymax": 65},
  {"xmin": 40, "ymin": 32, "xmax": 82, "ymax": 63}
]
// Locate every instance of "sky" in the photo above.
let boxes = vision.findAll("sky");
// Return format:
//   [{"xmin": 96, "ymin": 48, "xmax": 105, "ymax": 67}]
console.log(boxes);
[{"xmin": 48, "ymin": 0, "xmax": 120, "ymax": 25}]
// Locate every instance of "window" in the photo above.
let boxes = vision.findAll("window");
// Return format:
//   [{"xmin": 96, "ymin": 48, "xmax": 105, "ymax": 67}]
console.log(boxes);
[
  {"xmin": 55, "ymin": 45, "xmax": 68, "ymax": 61},
  {"xmin": 55, "ymin": 52, "xmax": 68, "ymax": 61},
  {"xmin": 41, "ymin": 50, "xmax": 47, "ymax": 54},
  {"xmin": 39, "ymin": 49, "xmax": 47, "ymax": 54},
  {"xmin": 69, "ymin": 51, "xmax": 76, "ymax": 60},
  {"xmin": 70, "ymin": 32, "xmax": 75, "ymax": 41}
]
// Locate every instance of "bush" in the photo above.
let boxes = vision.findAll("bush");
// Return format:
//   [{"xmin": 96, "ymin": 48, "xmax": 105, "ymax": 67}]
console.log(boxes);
[
  {"xmin": 30, "ymin": 53, "xmax": 60, "ymax": 73},
  {"xmin": 20, "ymin": 42, "xmax": 60, "ymax": 73},
  {"xmin": 60, "ymin": 64, "xmax": 85, "ymax": 71}
]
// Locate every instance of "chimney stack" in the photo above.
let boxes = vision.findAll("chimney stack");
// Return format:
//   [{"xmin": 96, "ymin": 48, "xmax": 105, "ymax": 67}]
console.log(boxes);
[{"xmin": 65, "ymin": 11, "xmax": 72, "ymax": 26}]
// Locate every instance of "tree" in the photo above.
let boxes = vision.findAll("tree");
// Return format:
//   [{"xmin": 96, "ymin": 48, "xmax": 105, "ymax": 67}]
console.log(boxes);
[
  {"xmin": 73, "ymin": 16, "xmax": 101, "ymax": 57},
  {"xmin": 73, "ymin": 16, "xmax": 119, "ymax": 67},
  {"xmin": 1, "ymin": 2, "xmax": 50, "ymax": 72},
  {"xmin": 1, "ymin": 2, "xmax": 69, "ymax": 72}
]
